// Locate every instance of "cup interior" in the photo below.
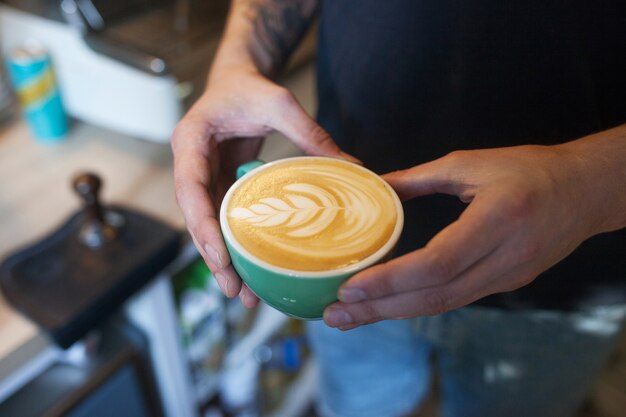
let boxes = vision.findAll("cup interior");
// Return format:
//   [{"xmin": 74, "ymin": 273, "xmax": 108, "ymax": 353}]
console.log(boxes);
[{"xmin": 220, "ymin": 156, "xmax": 404, "ymax": 278}]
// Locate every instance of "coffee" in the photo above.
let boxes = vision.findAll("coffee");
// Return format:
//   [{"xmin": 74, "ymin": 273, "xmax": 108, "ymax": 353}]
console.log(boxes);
[{"xmin": 226, "ymin": 158, "xmax": 398, "ymax": 271}]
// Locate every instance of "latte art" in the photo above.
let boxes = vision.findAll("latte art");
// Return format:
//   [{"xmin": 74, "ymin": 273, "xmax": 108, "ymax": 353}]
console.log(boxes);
[
  {"xmin": 226, "ymin": 159, "xmax": 398, "ymax": 271},
  {"xmin": 229, "ymin": 183, "xmax": 344, "ymax": 238}
]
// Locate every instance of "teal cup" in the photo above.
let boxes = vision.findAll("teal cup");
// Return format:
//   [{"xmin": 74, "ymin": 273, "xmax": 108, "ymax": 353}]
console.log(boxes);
[{"xmin": 219, "ymin": 157, "xmax": 404, "ymax": 320}]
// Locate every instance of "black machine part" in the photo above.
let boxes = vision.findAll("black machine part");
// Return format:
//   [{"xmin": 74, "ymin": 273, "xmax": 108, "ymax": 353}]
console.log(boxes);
[{"xmin": 0, "ymin": 172, "xmax": 181, "ymax": 349}]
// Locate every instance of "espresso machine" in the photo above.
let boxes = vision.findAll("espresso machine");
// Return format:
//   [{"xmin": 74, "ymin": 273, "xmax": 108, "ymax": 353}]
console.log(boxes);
[{"xmin": 0, "ymin": 0, "xmax": 229, "ymax": 142}]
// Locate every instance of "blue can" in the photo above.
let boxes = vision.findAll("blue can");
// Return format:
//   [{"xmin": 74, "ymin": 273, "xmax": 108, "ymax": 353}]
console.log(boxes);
[{"xmin": 6, "ymin": 45, "xmax": 68, "ymax": 141}]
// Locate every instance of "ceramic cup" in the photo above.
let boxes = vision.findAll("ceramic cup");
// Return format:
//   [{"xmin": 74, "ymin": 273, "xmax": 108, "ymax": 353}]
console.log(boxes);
[{"xmin": 219, "ymin": 157, "xmax": 404, "ymax": 319}]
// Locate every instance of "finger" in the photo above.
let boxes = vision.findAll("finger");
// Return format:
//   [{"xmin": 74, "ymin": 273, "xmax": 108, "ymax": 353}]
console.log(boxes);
[
  {"xmin": 214, "ymin": 265, "xmax": 243, "ymax": 298},
  {"xmin": 338, "ymin": 195, "xmax": 509, "ymax": 302},
  {"xmin": 382, "ymin": 153, "xmax": 472, "ymax": 201},
  {"xmin": 268, "ymin": 91, "xmax": 361, "ymax": 164},
  {"xmin": 179, "ymin": 184, "xmax": 241, "ymax": 298},
  {"xmin": 325, "ymin": 288, "xmax": 460, "ymax": 328},
  {"xmin": 173, "ymin": 148, "xmax": 225, "ymax": 263},
  {"xmin": 172, "ymin": 123, "xmax": 242, "ymax": 297},
  {"xmin": 239, "ymin": 283, "xmax": 260, "ymax": 309},
  {"xmin": 326, "ymin": 245, "xmax": 531, "ymax": 328},
  {"xmin": 187, "ymin": 230, "xmax": 241, "ymax": 298}
]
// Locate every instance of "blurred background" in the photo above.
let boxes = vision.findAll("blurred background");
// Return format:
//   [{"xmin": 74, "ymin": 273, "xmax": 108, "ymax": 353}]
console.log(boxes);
[{"xmin": 0, "ymin": 1, "xmax": 623, "ymax": 417}]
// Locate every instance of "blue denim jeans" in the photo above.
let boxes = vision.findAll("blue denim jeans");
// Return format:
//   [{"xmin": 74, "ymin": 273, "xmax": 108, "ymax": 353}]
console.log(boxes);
[{"xmin": 306, "ymin": 305, "xmax": 626, "ymax": 417}]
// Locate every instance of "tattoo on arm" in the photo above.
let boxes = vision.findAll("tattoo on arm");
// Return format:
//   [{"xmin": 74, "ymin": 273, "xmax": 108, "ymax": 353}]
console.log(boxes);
[{"xmin": 246, "ymin": 0, "xmax": 318, "ymax": 71}]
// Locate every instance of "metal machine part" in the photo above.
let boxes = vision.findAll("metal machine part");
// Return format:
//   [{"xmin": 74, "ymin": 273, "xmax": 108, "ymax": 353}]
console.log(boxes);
[{"xmin": 0, "ymin": 0, "xmax": 228, "ymax": 141}]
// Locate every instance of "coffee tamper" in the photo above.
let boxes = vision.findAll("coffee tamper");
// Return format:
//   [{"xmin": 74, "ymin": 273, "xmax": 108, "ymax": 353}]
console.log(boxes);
[
  {"xmin": 72, "ymin": 172, "xmax": 124, "ymax": 248},
  {"xmin": 0, "ymin": 172, "xmax": 181, "ymax": 348}
]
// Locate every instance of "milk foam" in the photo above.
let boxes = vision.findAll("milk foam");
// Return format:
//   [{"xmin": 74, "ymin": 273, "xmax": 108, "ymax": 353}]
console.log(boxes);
[{"xmin": 227, "ymin": 159, "xmax": 397, "ymax": 271}]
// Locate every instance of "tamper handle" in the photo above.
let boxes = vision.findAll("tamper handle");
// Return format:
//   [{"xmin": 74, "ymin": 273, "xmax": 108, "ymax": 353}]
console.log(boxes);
[
  {"xmin": 72, "ymin": 172, "xmax": 121, "ymax": 248},
  {"xmin": 73, "ymin": 173, "xmax": 105, "ymax": 224}
]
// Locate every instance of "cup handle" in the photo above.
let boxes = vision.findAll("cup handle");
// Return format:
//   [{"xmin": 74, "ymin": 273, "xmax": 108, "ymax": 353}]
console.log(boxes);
[{"xmin": 236, "ymin": 160, "xmax": 265, "ymax": 180}]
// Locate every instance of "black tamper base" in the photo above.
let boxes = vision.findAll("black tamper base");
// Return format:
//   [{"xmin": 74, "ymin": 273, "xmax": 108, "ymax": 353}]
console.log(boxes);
[{"xmin": 0, "ymin": 206, "xmax": 181, "ymax": 349}]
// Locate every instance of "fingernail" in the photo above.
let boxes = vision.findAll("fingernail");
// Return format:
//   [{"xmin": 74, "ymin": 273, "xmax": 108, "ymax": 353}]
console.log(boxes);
[
  {"xmin": 325, "ymin": 308, "xmax": 353, "ymax": 327},
  {"xmin": 338, "ymin": 287, "xmax": 367, "ymax": 303},
  {"xmin": 204, "ymin": 244, "xmax": 223, "ymax": 269}
]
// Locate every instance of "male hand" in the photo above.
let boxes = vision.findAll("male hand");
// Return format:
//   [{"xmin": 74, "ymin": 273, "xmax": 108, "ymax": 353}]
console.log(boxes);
[
  {"xmin": 172, "ymin": 67, "xmax": 355, "ymax": 307},
  {"xmin": 324, "ymin": 145, "xmax": 604, "ymax": 329}
]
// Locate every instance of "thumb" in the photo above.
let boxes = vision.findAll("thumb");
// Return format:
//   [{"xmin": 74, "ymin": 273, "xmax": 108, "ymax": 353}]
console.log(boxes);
[
  {"xmin": 382, "ymin": 156, "xmax": 466, "ymax": 201},
  {"xmin": 269, "ymin": 91, "xmax": 361, "ymax": 164}
]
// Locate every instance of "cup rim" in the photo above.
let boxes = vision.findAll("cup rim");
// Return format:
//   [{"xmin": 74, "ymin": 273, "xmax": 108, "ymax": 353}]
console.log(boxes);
[{"xmin": 219, "ymin": 156, "xmax": 404, "ymax": 278}]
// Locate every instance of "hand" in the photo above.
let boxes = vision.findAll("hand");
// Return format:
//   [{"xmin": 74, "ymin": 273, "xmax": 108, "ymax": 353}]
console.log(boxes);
[
  {"xmin": 324, "ymin": 144, "xmax": 603, "ymax": 329},
  {"xmin": 172, "ymin": 66, "xmax": 356, "ymax": 307}
]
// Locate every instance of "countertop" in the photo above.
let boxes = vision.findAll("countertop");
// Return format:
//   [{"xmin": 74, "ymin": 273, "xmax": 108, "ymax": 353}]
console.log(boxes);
[
  {"xmin": 0, "ymin": 63, "xmax": 311, "ymax": 366},
  {"xmin": 0, "ymin": 119, "xmax": 184, "ymax": 360}
]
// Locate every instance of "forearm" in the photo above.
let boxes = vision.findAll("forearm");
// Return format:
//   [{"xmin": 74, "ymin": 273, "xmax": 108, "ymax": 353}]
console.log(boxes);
[
  {"xmin": 557, "ymin": 123, "xmax": 626, "ymax": 234},
  {"xmin": 211, "ymin": 0, "xmax": 318, "ymax": 79}
]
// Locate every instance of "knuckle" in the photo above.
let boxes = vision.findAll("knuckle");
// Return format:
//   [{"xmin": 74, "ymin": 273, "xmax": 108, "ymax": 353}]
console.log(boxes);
[
  {"xmin": 349, "ymin": 301, "xmax": 383, "ymax": 324},
  {"xmin": 372, "ymin": 274, "xmax": 395, "ymax": 297},
  {"xmin": 170, "ymin": 124, "xmax": 186, "ymax": 151},
  {"xmin": 426, "ymin": 252, "xmax": 458, "ymax": 283},
  {"xmin": 173, "ymin": 178, "xmax": 186, "ymax": 206},
  {"xmin": 173, "ymin": 174, "xmax": 191, "ymax": 203},
  {"xmin": 444, "ymin": 149, "xmax": 471, "ymax": 164},
  {"xmin": 172, "ymin": 182, "xmax": 201, "ymax": 230},
  {"xmin": 516, "ymin": 240, "xmax": 541, "ymax": 264},
  {"xmin": 309, "ymin": 123, "xmax": 332, "ymax": 144},
  {"xmin": 501, "ymin": 189, "xmax": 537, "ymax": 224},
  {"xmin": 171, "ymin": 119, "xmax": 214, "ymax": 152},
  {"xmin": 298, "ymin": 123, "xmax": 335, "ymax": 155},
  {"xmin": 422, "ymin": 288, "xmax": 453, "ymax": 316},
  {"xmin": 360, "ymin": 302, "xmax": 384, "ymax": 322},
  {"xmin": 271, "ymin": 86, "xmax": 295, "ymax": 107},
  {"xmin": 171, "ymin": 119, "xmax": 196, "ymax": 144}
]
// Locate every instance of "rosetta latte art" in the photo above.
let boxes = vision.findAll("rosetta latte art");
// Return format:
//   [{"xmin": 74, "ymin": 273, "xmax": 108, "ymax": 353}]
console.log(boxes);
[
  {"xmin": 227, "ymin": 159, "xmax": 397, "ymax": 271},
  {"xmin": 229, "ymin": 183, "xmax": 343, "ymax": 237}
]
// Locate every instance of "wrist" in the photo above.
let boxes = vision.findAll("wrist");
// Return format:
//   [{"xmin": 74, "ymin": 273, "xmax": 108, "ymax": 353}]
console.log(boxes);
[
  {"xmin": 216, "ymin": 0, "xmax": 317, "ymax": 79},
  {"xmin": 208, "ymin": 0, "xmax": 319, "ymax": 83},
  {"xmin": 208, "ymin": 49, "xmax": 260, "ymax": 85},
  {"xmin": 209, "ymin": 1, "xmax": 287, "ymax": 80},
  {"xmin": 209, "ymin": 30, "xmax": 265, "ymax": 84},
  {"xmin": 556, "ymin": 125, "xmax": 626, "ymax": 235}
]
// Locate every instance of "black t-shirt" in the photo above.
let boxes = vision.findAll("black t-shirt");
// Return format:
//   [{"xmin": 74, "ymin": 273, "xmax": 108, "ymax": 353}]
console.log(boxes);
[{"xmin": 316, "ymin": 0, "xmax": 626, "ymax": 310}]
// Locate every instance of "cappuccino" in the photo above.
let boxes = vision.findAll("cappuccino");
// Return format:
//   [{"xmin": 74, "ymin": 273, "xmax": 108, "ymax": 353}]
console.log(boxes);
[{"xmin": 226, "ymin": 158, "xmax": 398, "ymax": 271}]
